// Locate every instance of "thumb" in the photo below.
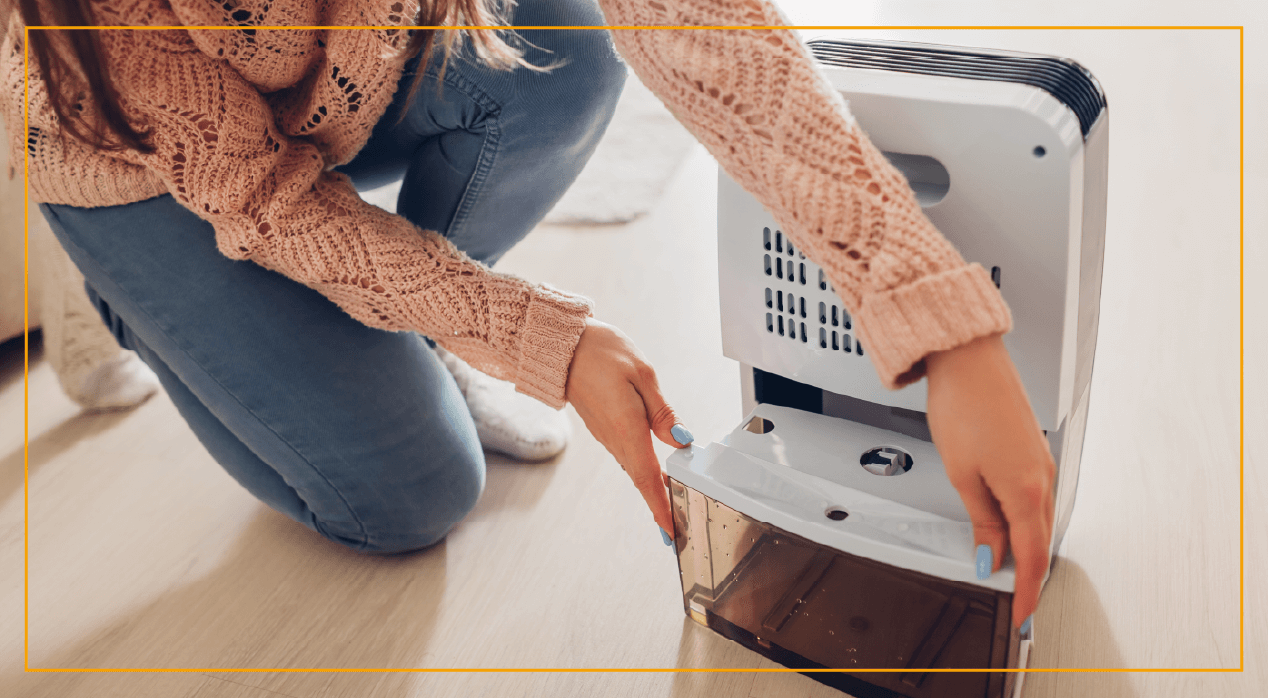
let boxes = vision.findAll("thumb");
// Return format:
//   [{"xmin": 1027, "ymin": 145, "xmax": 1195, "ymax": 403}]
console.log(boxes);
[{"xmin": 633, "ymin": 364, "xmax": 693, "ymax": 450}]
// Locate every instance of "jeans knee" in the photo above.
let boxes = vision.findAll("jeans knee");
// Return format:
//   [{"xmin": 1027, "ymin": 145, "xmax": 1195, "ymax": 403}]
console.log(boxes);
[
  {"xmin": 515, "ymin": 24, "xmax": 626, "ymax": 136},
  {"xmin": 316, "ymin": 449, "xmax": 485, "ymax": 555},
  {"xmin": 591, "ymin": 41, "xmax": 628, "ymax": 112},
  {"xmin": 577, "ymin": 28, "xmax": 628, "ymax": 97},
  {"xmin": 568, "ymin": 29, "xmax": 627, "ymax": 111}
]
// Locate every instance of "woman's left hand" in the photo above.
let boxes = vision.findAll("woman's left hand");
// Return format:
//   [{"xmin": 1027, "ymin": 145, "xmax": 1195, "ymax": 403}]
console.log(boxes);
[
  {"xmin": 565, "ymin": 318, "xmax": 690, "ymax": 538},
  {"xmin": 925, "ymin": 334, "xmax": 1057, "ymax": 626}
]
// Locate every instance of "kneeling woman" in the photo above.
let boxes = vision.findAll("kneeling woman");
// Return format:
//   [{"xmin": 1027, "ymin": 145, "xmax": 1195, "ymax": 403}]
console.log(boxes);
[{"xmin": 3, "ymin": 0, "xmax": 1054, "ymax": 625}]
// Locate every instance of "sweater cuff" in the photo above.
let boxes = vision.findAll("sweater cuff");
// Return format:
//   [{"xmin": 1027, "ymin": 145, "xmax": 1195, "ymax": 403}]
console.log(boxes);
[
  {"xmin": 513, "ymin": 284, "xmax": 595, "ymax": 408},
  {"xmin": 855, "ymin": 263, "xmax": 1012, "ymax": 389}
]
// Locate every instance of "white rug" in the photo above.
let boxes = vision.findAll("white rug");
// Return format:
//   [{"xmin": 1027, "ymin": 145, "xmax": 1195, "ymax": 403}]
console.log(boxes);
[
  {"xmin": 543, "ymin": 72, "xmax": 697, "ymax": 225},
  {"xmin": 358, "ymin": 72, "xmax": 698, "ymax": 226}
]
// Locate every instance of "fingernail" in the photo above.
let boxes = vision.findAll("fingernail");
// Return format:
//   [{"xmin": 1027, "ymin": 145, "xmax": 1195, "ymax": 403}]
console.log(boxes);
[
  {"xmin": 670, "ymin": 424, "xmax": 694, "ymax": 446},
  {"xmin": 1020, "ymin": 615, "xmax": 1033, "ymax": 636},
  {"xmin": 661, "ymin": 528, "xmax": 673, "ymax": 547},
  {"xmin": 975, "ymin": 544, "xmax": 992, "ymax": 580}
]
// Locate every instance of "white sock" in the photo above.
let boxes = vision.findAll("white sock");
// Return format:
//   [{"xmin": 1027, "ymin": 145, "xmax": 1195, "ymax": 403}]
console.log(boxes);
[
  {"xmin": 435, "ymin": 346, "xmax": 571, "ymax": 462},
  {"xmin": 69, "ymin": 351, "xmax": 160, "ymax": 411}
]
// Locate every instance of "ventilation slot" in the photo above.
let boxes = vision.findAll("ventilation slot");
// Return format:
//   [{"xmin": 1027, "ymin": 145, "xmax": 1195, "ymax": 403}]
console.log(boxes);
[
  {"xmin": 807, "ymin": 39, "xmax": 1107, "ymax": 138},
  {"xmin": 991, "ymin": 266, "xmax": 1002, "ymax": 289},
  {"xmin": 756, "ymin": 225, "xmax": 860, "ymax": 360}
]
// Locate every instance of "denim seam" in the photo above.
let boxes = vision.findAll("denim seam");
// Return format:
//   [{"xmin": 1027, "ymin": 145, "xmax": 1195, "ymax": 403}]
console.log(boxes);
[
  {"xmin": 41, "ymin": 205, "xmax": 373, "ymax": 550},
  {"xmin": 421, "ymin": 67, "xmax": 504, "ymax": 242},
  {"xmin": 447, "ymin": 113, "xmax": 500, "ymax": 242}
]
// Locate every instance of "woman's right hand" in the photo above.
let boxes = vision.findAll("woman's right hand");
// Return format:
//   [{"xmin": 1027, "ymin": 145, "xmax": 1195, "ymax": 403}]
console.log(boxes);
[{"xmin": 564, "ymin": 318, "xmax": 689, "ymax": 538}]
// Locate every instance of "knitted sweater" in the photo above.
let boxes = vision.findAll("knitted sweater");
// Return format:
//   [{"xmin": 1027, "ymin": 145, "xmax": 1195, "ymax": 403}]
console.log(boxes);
[{"xmin": 1, "ymin": 0, "xmax": 1011, "ymax": 408}]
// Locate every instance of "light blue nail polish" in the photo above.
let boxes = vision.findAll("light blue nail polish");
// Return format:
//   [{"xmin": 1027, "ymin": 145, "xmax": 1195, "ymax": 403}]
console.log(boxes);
[
  {"xmin": 670, "ymin": 424, "xmax": 694, "ymax": 446},
  {"xmin": 1020, "ymin": 615, "xmax": 1033, "ymax": 636},
  {"xmin": 975, "ymin": 544, "xmax": 992, "ymax": 580},
  {"xmin": 661, "ymin": 528, "xmax": 673, "ymax": 547}
]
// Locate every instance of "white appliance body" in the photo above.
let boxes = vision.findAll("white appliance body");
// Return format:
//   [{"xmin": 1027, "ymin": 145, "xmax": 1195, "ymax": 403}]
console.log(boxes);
[
  {"xmin": 667, "ymin": 40, "xmax": 1108, "ymax": 698},
  {"xmin": 717, "ymin": 54, "xmax": 1103, "ymax": 431}
]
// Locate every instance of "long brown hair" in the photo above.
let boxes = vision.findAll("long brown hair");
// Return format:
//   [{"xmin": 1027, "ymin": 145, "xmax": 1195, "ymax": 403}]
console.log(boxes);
[{"xmin": 17, "ymin": 0, "xmax": 526, "ymax": 154}]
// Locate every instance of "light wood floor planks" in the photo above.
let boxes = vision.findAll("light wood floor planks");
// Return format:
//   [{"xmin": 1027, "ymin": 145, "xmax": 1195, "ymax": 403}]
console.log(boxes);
[{"xmin": 2, "ymin": 5, "xmax": 1264, "ymax": 697}]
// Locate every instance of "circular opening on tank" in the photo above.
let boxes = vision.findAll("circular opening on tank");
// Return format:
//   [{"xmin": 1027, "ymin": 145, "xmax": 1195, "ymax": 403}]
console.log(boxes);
[
  {"xmin": 1033, "ymin": 145, "xmax": 1047, "ymax": 158},
  {"xmin": 860, "ymin": 447, "xmax": 914, "ymax": 476},
  {"xmin": 744, "ymin": 416, "xmax": 774, "ymax": 434},
  {"xmin": 825, "ymin": 507, "xmax": 849, "ymax": 521}
]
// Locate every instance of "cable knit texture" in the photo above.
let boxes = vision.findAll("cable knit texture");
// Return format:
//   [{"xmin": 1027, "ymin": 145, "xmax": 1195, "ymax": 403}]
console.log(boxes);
[
  {"xmin": 2, "ymin": 0, "xmax": 1011, "ymax": 398},
  {"xmin": 598, "ymin": 0, "xmax": 1012, "ymax": 386},
  {"xmin": 2, "ymin": 0, "xmax": 594, "ymax": 407}
]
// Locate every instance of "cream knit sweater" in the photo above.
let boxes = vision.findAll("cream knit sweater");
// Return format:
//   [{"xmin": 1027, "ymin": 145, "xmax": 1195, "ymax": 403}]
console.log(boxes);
[{"xmin": 1, "ymin": 0, "xmax": 1011, "ymax": 408}]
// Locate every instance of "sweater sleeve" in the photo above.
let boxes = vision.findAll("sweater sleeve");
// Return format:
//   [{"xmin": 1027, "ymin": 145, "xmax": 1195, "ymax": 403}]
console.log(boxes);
[
  {"xmin": 97, "ymin": 25, "xmax": 591, "ymax": 408},
  {"xmin": 598, "ymin": 0, "xmax": 1012, "ymax": 387}
]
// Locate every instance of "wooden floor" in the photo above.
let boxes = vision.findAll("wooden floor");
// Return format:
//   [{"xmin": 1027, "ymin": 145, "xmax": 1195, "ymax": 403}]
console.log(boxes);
[{"xmin": 2, "ymin": 6, "xmax": 1264, "ymax": 698}]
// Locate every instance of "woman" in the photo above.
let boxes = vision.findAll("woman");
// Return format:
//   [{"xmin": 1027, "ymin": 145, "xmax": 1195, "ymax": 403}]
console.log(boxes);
[{"xmin": 2, "ymin": 0, "xmax": 1055, "ymax": 627}]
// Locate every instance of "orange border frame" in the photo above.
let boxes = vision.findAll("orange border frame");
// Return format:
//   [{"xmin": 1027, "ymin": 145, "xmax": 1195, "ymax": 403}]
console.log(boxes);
[{"xmin": 19, "ymin": 21, "xmax": 1242, "ymax": 680}]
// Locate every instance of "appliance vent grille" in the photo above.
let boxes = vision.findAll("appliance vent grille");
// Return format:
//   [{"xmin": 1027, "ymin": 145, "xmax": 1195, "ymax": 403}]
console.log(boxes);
[
  {"xmin": 808, "ymin": 39, "xmax": 1107, "ymax": 138},
  {"xmin": 761, "ymin": 226, "xmax": 864, "ymax": 358}
]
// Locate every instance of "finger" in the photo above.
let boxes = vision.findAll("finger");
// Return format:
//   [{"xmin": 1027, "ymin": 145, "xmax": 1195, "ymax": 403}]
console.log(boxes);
[
  {"xmin": 997, "ymin": 476, "xmax": 1054, "ymax": 625},
  {"xmin": 631, "ymin": 462, "xmax": 675, "ymax": 538},
  {"xmin": 625, "ymin": 438, "xmax": 675, "ymax": 537},
  {"xmin": 630, "ymin": 360, "xmax": 692, "ymax": 448},
  {"xmin": 1006, "ymin": 510, "xmax": 1052, "ymax": 627},
  {"xmin": 614, "ymin": 384, "xmax": 676, "ymax": 536},
  {"xmin": 948, "ymin": 469, "xmax": 1010, "ymax": 578}
]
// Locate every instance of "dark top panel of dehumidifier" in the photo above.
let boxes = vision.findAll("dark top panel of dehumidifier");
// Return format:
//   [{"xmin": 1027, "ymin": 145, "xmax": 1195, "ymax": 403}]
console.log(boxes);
[{"xmin": 808, "ymin": 40, "xmax": 1107, "ymax": 138}]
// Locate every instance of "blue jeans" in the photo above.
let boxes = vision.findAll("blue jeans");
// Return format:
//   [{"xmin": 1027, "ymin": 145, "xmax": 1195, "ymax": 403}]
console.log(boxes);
[{"xmin": 41, "ymin": 1, "xmax": 626, "ymax": 554}]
